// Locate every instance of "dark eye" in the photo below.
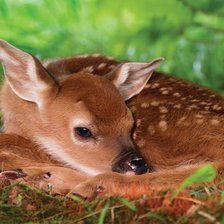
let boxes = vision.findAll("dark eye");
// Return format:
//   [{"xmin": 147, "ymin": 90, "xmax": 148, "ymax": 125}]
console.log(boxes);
[{"xmin": 75, "ymin": 127, "xmax": 92, "ymax": 138}]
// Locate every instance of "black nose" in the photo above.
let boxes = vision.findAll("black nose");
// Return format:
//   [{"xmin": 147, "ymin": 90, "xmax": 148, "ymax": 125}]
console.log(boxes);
[
  {"xmin": 128, "ymin": 158, "xmax": 148, "ymax": 174},
  {"xmin": 112, "ymin": 150, "xmax": 148, "ymax": 175}
]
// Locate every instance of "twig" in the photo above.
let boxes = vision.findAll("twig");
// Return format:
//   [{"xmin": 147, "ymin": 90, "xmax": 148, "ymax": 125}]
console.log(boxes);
[{"xmin": 198, "ymin": 210, "xmax": 216, "ymax": 222}]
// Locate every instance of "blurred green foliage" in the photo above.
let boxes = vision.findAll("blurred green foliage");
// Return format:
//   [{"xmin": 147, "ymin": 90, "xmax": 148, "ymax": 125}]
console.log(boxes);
[{"xmin": 0, "ymin": 0, "xmax": 224, "ymax": 93}]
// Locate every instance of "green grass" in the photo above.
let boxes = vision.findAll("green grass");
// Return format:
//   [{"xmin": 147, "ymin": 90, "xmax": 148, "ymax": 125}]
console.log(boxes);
[
  {"xmin": 1, "ymin": 165, "xmax": 224, "ymax": 223},
  {"xmin": 0, "ymin": 182, "xmax": 224, "ymax": 223}
]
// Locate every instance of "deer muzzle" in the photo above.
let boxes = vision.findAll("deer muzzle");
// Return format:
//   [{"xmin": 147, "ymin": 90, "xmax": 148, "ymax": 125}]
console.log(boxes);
[{"xmin": 112, "ymin": 149, "xmax": 148, "ymax": 175}]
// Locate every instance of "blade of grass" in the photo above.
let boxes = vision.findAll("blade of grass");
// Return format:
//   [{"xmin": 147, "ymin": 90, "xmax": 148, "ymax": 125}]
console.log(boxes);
[
  {"xmin": 146, "ymin": 212, "xmax": 168, "ymax": 223},
  {"xmin": 98, "ymin": 202, "xmax": 110, "ymax": 224},
  {"xmin": 118, "ymin": 197, "xmax": 137, "ymax": 212},
  {"xmin": 68, "ymin": 193, "xmax": 84, "ymax": 203},
  {"xmin": 172, "ymin": 164, "xmax": 217, "ymax": 199},
  {"xmin": 220, "ymin": 191, "xmax": 224, "ymax": 205}
]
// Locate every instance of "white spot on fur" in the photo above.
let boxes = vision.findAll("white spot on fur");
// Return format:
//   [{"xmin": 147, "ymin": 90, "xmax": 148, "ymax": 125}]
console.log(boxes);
[
  {"xmin": 109, "ymin": 65, "xmax": 116, "ymax": 69},
  {"xmin": 200, "ymin": 102, "xmax": 208, "ymax": 105},
  {"xmin": 201, "ymin": 111, "xmax": 210, "ymax": 114},
  {"xmin": 137, "ymin": 139, "xmax": 145, "ymax": 147},
  {"xmin": 180, "ymin": 116, "xmax": 187, "ymax": 121},
  {"xmin": 177, "ymin": 116, "xmax": 187, "ymax": 125},
  {"xmin": 212, "ymin": 105, "xmax": 222, "ymax": 111},
  {"xmin": 136, "ymin": 119, "xmax": 142, "ymax": 127},
  {"xmin": 144, "ymin": 84, "xmax": 151, "ymax": 89},
  {"xmin": 141, "ymin": 102, "xmax": 149, "ymax": 108},
  {"xmin": 84, "ymin": 66, "xmax": 94, "ymax": 73},
  {"xmin": 97, "ymin": 63, "xmax": 106, "ymax": 69},
  {"xmin": 173, "ymin": 92, "xmax": 181, "ymax": 97},
  {"xmin": 158, "ymin": 120, "xmax": 167, "ymax": 131},
  {"xmin": 173, "ymin": 104, "xmax": 181, "ymax": 109},
  {"xmin": 160, "ymin": 114, "xmax": 166, "ymax": 119},
  {"xmin": 162, "ymin": 90, "xmax": 169, "ymax": 95},
  {"xmin": 210, "ymin": 119, "xmax": 220, "ymax": 125},
  {"xmin": 196, "ymin": 119, "xmax": 203, "ymax": 124},
  {"xmin": 159, "ymin": 106, "xmax": 168, "ymax": 113},
  {"xmin": 130, "ymin": 106, "xmax": 137, "ymax": 112},
  {"xmin": 187, "ymin": 105, "xmax": 199, "ymax": 110},
  {"xmin": 147, "ymin": 125, "xmax": 155, "ymax": 135},
  {"xmin": 150, "ymin": 101, "xmax": 159, "ymax": 106},
  {"xmin": 195, "ymin": 114, "xmax": 203, "ymax": 118},
  {"xmin": 191, "ymin": 99, "xmax": 200, "ymax": 103},
  {"xmin": 151, "ymin": 83, "xmax": 160, "ymax": 89}
]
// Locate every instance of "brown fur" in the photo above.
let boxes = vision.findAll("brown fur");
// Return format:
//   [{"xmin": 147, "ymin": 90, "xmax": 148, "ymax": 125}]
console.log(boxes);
[
  {"xmin": 0, "ymin": 40, "xmax": 224, "ymax": 198},
  {"xmin": 44, "ymin": 55, "xmax": 224, "ymax": 198},
  {"xmin": 45, "ymin": 55, "xmax": 224, "ymax": 169}
]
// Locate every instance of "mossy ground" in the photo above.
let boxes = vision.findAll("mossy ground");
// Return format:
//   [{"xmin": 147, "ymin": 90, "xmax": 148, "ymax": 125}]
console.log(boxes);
[{"xmin": 1, "ymin": 181, "xmax": 224, "ymax": 223}]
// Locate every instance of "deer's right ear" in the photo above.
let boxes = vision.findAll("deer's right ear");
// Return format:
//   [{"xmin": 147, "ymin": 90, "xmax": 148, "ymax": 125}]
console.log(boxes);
[
  {"xmin": 106, "ymin": 58, "xmax": 164, "ymax": 101},
  {"xmin": 0, "ymin": 40, "xmax": 59, "ymax": 108}
]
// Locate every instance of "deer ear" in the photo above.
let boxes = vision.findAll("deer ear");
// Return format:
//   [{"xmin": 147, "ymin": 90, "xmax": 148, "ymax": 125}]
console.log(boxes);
[
  {"xmin": 106, "ymin": 58, "xmax": 164, "ymax": 100},
  {"xmin": 0, "ymin": 40, "xmax": 58, "ymax": 108}
]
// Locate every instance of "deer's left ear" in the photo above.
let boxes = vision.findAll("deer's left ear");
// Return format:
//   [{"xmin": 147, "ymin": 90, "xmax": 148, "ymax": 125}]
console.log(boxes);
[
  {"xmin": 0, "ymin": 40, "xmax": 59, "ymax": 108},
  {"xmin": 106, "ymin": 58, "xmax": 164, "ymax": 100}
]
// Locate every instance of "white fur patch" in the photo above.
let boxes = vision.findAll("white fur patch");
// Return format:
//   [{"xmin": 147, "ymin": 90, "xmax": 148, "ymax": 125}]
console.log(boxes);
[
  {"xmin": 150, "ymin": 101, "xmax": 159, "ymax": 106},
  {"xmin": 158, "ymin": 120, "xmax": 167, "ymax": 131},
  {"xmin": 147, "ymin": 125, "xmax": 155, "ymax": 135},
  {"xmin": 97, "ymin": 63, "xmax": 106, "ymax": 69},
  {"xmin": 84, "ymin": 66, "xmax": 94, "ymax": 73},
  {"xmin": 36, "ymin": 136, "xmax": 101, "ymax": 176}
]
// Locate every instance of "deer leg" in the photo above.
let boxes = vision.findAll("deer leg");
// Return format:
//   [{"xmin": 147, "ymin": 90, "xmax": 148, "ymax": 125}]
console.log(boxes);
[
  {"xmin": 18, "ymin": 166, "xmax": 89, "ymax": 195},
  {"xmin": 72, "ymin": 162, "xmax": 224, "ymax": 200}
]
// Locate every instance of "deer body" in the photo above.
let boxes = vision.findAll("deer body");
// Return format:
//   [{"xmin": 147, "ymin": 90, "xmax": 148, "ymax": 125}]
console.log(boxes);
[
  {"xmin": 0, "ymin": 40, "xmax": 224, "ymax": 197},
  {"xmin": 130, "ymin": 72, "xmax": 224, "ymax": 170},
  {"xmin": 45, "ymin": 56, "xmax": 224, "ymax": 171}
]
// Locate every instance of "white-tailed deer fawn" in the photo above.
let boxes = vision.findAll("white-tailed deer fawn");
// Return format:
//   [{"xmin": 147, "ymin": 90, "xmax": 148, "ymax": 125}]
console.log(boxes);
[
  {"xmin": 0, "ymin": 39, "xmax": 162, "ymax": 193},
  {"xmin": 0, "ymin": 40, "xmax": 224, "ymax": 198}
]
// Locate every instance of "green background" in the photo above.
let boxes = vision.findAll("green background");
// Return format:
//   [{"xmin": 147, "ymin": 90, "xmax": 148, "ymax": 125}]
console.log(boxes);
[{"xmin": 0, "ymin": 0, "xmax": 224, "ymax": 93}]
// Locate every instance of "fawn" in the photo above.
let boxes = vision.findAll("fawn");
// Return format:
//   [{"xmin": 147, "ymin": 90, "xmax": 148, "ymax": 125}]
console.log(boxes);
[
  {"xmin": 0, "ymin": 40, "xmax": 224, "ymax": 198},
  {"xmin": 0, "ymin": 39, "xmax": 161, "ymax": 193}
]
